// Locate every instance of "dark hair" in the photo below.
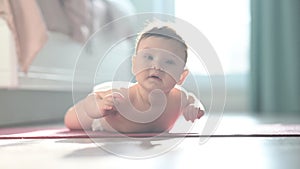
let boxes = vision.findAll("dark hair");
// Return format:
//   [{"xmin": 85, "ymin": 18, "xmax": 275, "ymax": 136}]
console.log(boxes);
[{"xmin": 135, "ymin": 25, "xmax": 188, "ymax": 63}]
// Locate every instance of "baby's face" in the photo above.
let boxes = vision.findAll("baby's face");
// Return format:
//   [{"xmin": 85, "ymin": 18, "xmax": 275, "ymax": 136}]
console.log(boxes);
[{"xmin": 133, "ymin": 37, "xmax": 187, "ymax": 92}]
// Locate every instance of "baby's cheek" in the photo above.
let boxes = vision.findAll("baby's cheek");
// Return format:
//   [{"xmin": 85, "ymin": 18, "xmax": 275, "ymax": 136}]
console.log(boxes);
[{"xmin": 164, "ymin": 69, "xmax": 183, "ymax": 82}]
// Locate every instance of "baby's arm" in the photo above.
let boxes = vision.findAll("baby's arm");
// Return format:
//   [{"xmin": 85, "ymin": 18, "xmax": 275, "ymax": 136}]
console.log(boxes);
[
  {"xmin": 64, "ymin": 99, "xmax": 94, "ymax": 130},
  {"xmin": 64, "ymin": 91, "xmax": 123, "ymax": 130},
  {"xmin": 182, "ymin": 92, "xmax": 205, "ymax": 122}
]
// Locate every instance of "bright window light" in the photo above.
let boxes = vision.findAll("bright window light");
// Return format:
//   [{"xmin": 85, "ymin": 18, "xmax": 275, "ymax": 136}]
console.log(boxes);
[{"xmin": 175, "ymin": 0, "xmax": 250, "ymax": 75}]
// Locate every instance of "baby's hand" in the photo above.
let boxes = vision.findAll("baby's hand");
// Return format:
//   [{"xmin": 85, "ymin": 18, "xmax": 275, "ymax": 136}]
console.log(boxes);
[
  {"xmin": 99, "ymin": 92, "xmax": 125, "ymax": 116},
  {"xmin": 84, "ymin": 92, "xmax": 124, "ymax": 118},
  {"xmin": 183, "ymin": 104, "xmax": 205, "ymax": 122},
  {"xmin": 102, "ymin": 92, "xmax": 124, "ymax": 110}
]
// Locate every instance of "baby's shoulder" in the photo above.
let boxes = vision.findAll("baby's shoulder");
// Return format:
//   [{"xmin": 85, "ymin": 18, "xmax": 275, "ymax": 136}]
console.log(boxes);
[
  {"xmin": 171, "ymin": 85, "xmax": 189, "ymax": 100},
  {"xmin": 168, "ymin": 86, "xmax": 189, "ymax": 107},
  {"xmin": 173, "ymin": 85, "xmax": 188, "ymax": 94}
]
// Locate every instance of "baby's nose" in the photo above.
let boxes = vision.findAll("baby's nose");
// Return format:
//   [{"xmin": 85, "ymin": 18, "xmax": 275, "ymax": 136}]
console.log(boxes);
[{"xmin": 151, "ymin": 61, "xmax": 163, "ymax": 71}]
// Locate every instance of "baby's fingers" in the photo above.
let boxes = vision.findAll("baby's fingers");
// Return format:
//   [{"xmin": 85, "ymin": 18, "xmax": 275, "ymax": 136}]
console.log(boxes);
[
  {"xmin": 111, "ymin": 92, "xmax": 125, "ymax": 99},
  {"xmin": 183, "ymin": 105, "xmax": 201, "ymax": 122},
  {"xmin": 102, "ymin": 92, "xmax": 125, "ymax": 110},
  {"xmin": 183, "ymin": 106, "xmax": 194, "ymax": 122},
  {"xmin": 197, "ymin": 110, "xmax": 205, "ymax": 119},
  {"xmin": 101, "ymin": 99, "xmax": 114, "ymax": 110}
]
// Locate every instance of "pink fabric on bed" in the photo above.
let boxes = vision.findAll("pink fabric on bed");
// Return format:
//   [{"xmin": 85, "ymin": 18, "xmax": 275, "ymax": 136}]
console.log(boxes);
[
  {"xmin": 37, "ymin": 0, "xmax": 106, "ymax": 43},
  {"xmin": 1, "ymin": 0, "xmax": 48, "ymax": 72}
]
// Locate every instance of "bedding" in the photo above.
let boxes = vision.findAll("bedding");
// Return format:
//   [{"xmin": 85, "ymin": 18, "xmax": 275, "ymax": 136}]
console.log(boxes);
[{"xmin": 0, "ymin": 0, "xmax": 135, "ymax": 73}]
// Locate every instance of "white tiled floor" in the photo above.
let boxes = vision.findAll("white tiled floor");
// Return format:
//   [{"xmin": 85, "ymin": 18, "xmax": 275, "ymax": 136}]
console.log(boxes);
[
  {"xmin": 1, "ymin": 114, "xmax": 300, "ymax": 169},
  {"xmin": 1, "ymin": 137, "xmax": 300, "ymax": 169}
]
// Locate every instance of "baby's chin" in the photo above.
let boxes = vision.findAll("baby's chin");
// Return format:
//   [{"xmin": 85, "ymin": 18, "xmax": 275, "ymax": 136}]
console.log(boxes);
[{"xmin": 146, "ymin": 86, "xmax": 172, "ymax": 94}]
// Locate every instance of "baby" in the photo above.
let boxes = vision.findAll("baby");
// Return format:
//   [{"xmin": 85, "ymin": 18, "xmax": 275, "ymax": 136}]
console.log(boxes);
[{"xmin": 64, "ymin": 22, "xmax": 205, "ymax": 133}]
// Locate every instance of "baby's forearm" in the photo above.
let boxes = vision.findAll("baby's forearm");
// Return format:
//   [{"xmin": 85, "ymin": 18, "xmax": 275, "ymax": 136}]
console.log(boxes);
[
  {"xmin": 187, "ymin": 93, "xmax": 205, "ymax": 111},
  {"xmin": 64, "ymin": 100, "xmax": 94, "ymax": 130},
  {"xmin": 182, "ymin": 93, "xmax": 205, "ymax": 122}
]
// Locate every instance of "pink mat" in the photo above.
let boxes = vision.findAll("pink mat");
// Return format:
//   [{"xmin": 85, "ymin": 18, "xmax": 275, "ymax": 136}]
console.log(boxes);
[
  {"xmin": 0, "ymin": 127, "xmax": 199, "ymax": 139},
  {"xmin": 1, "ymin": 124, "xmax": 300, "ymax": 139}
]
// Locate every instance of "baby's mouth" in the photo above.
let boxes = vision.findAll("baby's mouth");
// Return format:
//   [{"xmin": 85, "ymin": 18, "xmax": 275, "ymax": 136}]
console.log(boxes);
[{"xmin": 148, "ymin": 75, "xmax": 162, "ymax": 80}]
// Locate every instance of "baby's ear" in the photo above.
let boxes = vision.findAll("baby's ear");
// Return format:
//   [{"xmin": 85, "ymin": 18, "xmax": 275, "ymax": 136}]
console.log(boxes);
[{"xmin": 177, "ymin": 69, "xmax": 189, "ymax": 85}]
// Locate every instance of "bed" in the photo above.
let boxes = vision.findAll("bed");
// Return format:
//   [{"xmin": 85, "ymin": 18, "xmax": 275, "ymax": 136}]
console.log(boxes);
[{"xmin": 0, "ymin": 0, "xmax": 136, "ymax": 126}]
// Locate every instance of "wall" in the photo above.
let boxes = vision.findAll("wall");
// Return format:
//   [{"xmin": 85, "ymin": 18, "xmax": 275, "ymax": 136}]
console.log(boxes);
[
  {"xmin": 0, "ymin": 0, "xmax": 249, "ymax": 126},
  {"xmin": 130, "ymin": 0, "xmax": 175, "ymax": 14}
]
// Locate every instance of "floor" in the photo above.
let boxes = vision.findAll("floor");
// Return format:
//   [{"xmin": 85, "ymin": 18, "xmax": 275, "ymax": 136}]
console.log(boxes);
[{"xmin": 1, "ymin": 114, "xmax": 300, "ymax": 169}]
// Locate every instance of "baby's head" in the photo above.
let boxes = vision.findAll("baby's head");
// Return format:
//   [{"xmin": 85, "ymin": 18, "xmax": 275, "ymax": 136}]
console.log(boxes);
[
  {"xmin": 132, "ymin": 22, "xmax": 189, "ymax": 92},
  {"xmin": 135, "ymin": 25, "xmax": 188, "ymax": 64}
]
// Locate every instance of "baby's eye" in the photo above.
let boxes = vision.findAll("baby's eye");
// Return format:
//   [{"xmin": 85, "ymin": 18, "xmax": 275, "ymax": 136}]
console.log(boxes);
[
  {"xmin": 165, "ymin": 59, "xmax": 175, "ymax": 65},
  {"xmin": 145, "ymin": 55, "xmax": 154, "ymax": 60}
]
